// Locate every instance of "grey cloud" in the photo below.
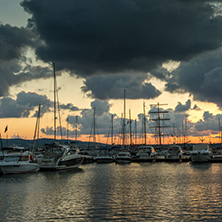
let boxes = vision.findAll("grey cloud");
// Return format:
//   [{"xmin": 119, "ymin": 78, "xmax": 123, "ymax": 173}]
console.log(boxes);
[
  {"xmin": 165, "ymin": 49, "xmax": 222, "ymax": 108},
  {"xmin": 0, "ymin": 91, "xmax": 81, "ymax": 118},
  {"xmin": 174, "ymin": 99, "xmax": 191, "ymax": 113},
  {"xmin": 82, "ymin": 73, "xmax": 161, "ymax": 99},
  {"xmin": 0, "ymin": 91, "xmax": 50, "ymax": 118},
  {"xmin": 192, "ymin": 104, "xmax": 201, "ymax": 111},
  {"xmin": 59, "ymin": 103, "xmax": 80, "ymax": 112},
  {"xmin": 21, "ymin": 0, "xmax": 222, "ymax": 76},
  {"xmin": 194, "ymin": 111, "xmax": 222, "ymax": 133},
  {"xmin": 0, "ymin": 23, "xmax": 58, "ymax": 97},
  {"xmin": 0, "ymin": 24, "xmax": 37, "ymax": 61}
]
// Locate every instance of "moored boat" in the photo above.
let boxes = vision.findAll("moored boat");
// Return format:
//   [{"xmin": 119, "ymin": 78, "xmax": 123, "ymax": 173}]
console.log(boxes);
[
  {"xmin": 96, "ymin": 153, "xmax": 114, "ymax": 163},
  {"xmin": 115, "ymin": 151, "xmax": 132, "ymax": 164},
  {"xmin": 38, "ymin": 143, "xmax": 84, "ymax": 170},
  {"xmin": 164, "ymin": 144, "xmax": 182, "ymax": 162},
  {"xmin": 0, "ymin": 149, "xmax": 39, "ymax": 174},
  {"xmin": 190, "ymin": 144, "xmax": 211, "ymax": 163},
  {"xmin": 133, "ymin": 145, "xmax": 156, "ymax": 162}
]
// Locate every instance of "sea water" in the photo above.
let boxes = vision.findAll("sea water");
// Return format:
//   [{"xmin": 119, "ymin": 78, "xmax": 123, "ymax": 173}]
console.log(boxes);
[{"xmin": 0, "ymin": 162, "xmax": 222, "ymax": 221}]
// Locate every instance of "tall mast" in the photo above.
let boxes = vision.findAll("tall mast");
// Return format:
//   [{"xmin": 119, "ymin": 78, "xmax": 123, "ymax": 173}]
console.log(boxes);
[
  {"xmin": 129, "ymin": 109, "xmax": 132, "ymax": 146},
  {"xmin": 143, "ymin": 102, "xmax": 146, "ymax": 145},
  {"xmin": 53, "ymin": 62, "xmax": 57, "ymax": 142},
  {"xmin": 75, "ymin": 116, "xmax": 78, "ymax": 142},
  {"xmin": 135, "ymin": 119, "xmax": 137, "ymax": 145},
  {"xmin": 67, "ymin": 118, "xmax": 69, "ymax": 142},
  {"xmin": 111, "ymin": 114, "xmax": 114, "ymax": 145},
  {"xmin": 149, "ymin": 103, "xmax": 169, "ymax": 146},
  {"xmin": 32, "ymin": 104, "xmax": 41, "ymax": 151},
  {"xmin": 93, "ymin": 107, "xmax": 96, "ymax": 144},
  {"xmin": 123, "ymin": 90, "xmax": 126, "ymax": 147}
]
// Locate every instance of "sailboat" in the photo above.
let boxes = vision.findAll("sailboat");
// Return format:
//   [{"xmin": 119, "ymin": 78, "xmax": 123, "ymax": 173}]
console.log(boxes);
[
  {"xmin": 115, "ymin": 90, "xmax": 132, "ymax": 164},
  {"xmin": 38, "ymin": 63, "xmax": 84, "ymax": 170}
]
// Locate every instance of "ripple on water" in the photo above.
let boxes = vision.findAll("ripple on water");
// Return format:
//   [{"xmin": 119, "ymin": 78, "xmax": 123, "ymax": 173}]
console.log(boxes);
[{"xmin": 1, "ymin": 163, "xmax": 222, "ymax": 221}]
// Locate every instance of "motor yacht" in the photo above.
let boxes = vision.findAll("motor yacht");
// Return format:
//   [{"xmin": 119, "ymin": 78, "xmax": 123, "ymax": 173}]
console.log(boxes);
[
  {"xmin": 190, "ymin": 144, "xmax": 211, "ymax": 163},
  {"xmin": 115, "ymin": 150, "xmax": 132, "ymax": 164},
  {"xmin": 133, "ymin": 145, "xmax": 156, "ymax": 162},
  {"xmin": 38, "ymin": 143, "xmax": 84, "ymax": 170},
  {"xmin": 164, "ymin": 145, "xmax": 182, "ymax": 162},
  {"xmin": 0, "ymin": 148, "xmax": 39, "ymax": 174}
]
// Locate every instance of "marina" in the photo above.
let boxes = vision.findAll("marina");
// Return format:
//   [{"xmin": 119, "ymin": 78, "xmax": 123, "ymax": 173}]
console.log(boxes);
[{"xmin": 1, "ymin": 1, "xmax": 222, "ymax": 221}]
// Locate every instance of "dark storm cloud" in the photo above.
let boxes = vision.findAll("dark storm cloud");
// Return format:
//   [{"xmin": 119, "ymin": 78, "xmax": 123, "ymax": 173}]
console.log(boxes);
[
  {"xmin": 0, "ymin": 24, "xmax": 37, "ymax": 61},
  {"xmin": 0, "ymin": 91, "xmax": 81, "ymax": 118},
  {"xmin": 193, "ymin": 111, "xmax": 222, "ymax": 134},
  {"xmin": 0, "ymin": 91, "xmax": 49, "ymax": 118},
  {"xmin": 174, "ymin": 99, "xmax": 191, "ymax": 113},
  {"xmin": 0, "ymin": 23, "xmax": 54, "ymax": 96},
  {"xmin": 21, "ymin": 0, "xmax": 222, "ymax": 76},
  {"xmin": 165, "ymin": 48, "xmax": 222, "ymax": 108},
  {"xmin": 81, "ymin": 73, "xmax": 161, "ymax": 99}
]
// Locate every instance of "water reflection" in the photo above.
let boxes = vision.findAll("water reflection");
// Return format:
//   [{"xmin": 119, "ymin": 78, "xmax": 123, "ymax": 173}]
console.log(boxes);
[{"xmin": 0, "ymin": 163, "xmax": 222, "ymax": 221}]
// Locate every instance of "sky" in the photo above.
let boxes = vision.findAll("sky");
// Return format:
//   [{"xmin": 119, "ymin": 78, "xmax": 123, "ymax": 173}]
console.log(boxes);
[{"xmin": 1, "ymin": 0, "xmax": 222, "ymax": 145}]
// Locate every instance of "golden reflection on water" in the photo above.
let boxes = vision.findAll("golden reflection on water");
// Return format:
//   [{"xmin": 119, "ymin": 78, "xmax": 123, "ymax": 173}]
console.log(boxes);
[{"xmin": 1, "ymin": 163, "xmax": 222, "ymax": 221}]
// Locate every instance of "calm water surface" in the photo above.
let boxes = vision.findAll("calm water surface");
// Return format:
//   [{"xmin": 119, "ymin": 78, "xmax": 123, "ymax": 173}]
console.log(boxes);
[{"xmin": 0, "ymin": 162, "xmax": 222, "ymax": 221}]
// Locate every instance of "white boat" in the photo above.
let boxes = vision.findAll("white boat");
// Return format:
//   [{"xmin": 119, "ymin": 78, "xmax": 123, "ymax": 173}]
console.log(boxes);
[
  {"xmin": 38, "ymin": 143, "xmax": 84, "ymax": 170},
  {"xmin": 0, "ymin": 149, "xmax": 39, "ymax": 174},
  {"xmin": 0, "ymin": 145, "xmax": 25, "ymax": 161},
  {"xmin": 164, "ymin": 145, "xmax": 182, "ymax": 162},
  {"xmin": 190, "ymin": 144, "xmax": 211, "ymax": 163},
  {"xmin": 133, "ymin": 145, "xmax": 156, "ymax": 162},
  {"xmin": 96, "ymin": 154, "xmax": 114, "ymax": 163},
  {"xmin": 115, "ymin": 151, "xmax": 132, "ymax": 164},
  {"xmin": 79, "ymin": 150, "xmax": 94, "ymax": 163}
]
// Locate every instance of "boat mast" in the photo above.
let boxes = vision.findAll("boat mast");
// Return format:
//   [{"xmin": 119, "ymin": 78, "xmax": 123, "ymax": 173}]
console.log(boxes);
[
  {"xmin": 53, "ymin": 62, "xmax": 57, "ymax": 142},
  {"xmin": 67, "ymin": 118, "xmax": 69, "ymax": 142},
  {"xmin": 123, "ymin": 90, "xmax": 126, "ymax": 148},
  {"xmin": 143, "ymin": 102, "xmax": 146, "ymax": 145},
  {"xmin": 93, "ymin": 107, "xmax": 96, "ymax": 144},
  {"xmin": 32, "ymin": 104, "xmax": 41, "ymax": 151},
  {"xmin": 129, "ymin": 109, "xmax": 132, "ymax": 146},
  {"xmin": 75, "ymin": 116, "xmax": 78, "ymax": 142},
  {"xmin": 135, "ymin": 119, "xmax": 137, "ymax": 145},
  {"xmin": 149, "ymin": 103, "xmax": 169, "ymax": 146},
  {"xmin": 111, "ymin": 114, "xmax": 114, "ymax": 145}
]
